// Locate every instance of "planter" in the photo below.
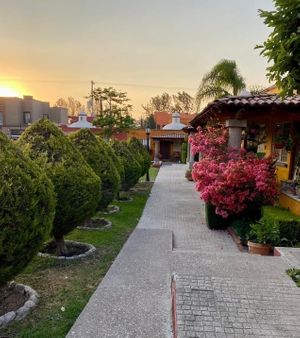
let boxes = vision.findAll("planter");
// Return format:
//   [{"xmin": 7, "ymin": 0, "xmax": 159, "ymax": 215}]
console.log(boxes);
[
  {"xmin": 247, "ymin": 241, "xmax": 272, "ymax": 255},
  {"xmin": 205, "ymin": 203, "xmax": 228, "ymax": 230}
]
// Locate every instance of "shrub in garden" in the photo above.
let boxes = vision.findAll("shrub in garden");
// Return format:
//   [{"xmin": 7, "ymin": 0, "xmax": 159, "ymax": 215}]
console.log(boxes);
[
  {"xmin": 18, "ymin": 120, "xmax": 101, "ymax": 255},
  {"xmin": 103, "ymin": 140, "xmax": 125, "ymax": 186},
  {"xmin": 181, "ymin": 141, "xmax": 187, "ymax": 164},
  {"xmin": 69, "ymin": 129, "xmax": 121, "ymax": 210},
  {"xmin": 111, "ymin": 141, "xmax": 142, "ymax": 191},
  {"xmin": 190, "ymin": 126, "xmax": 278, "ymax": 219},
  {"xmin": 129, "ymin": 137, "xmax": 151, "ymax": 176},
  {"xmin": 0, "ymin": 132, "xmax": 55, "ymax": 286}
]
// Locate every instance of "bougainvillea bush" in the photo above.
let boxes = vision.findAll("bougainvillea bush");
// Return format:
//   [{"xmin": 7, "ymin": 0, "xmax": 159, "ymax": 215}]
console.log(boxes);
[{"xmin": 190, "ymin": 126, "xmax": 278, "ymax": 218}]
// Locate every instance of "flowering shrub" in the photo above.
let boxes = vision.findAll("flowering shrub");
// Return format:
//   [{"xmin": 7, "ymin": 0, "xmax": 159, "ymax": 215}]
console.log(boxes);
[{"xmin": 190, "ymin": 127, "xmax": 278, "ymax": 218}]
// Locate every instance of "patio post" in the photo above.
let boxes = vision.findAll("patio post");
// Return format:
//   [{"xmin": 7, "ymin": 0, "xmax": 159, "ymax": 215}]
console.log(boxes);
[
  {"xmin": 225, "ymin": 119, "xmax": 247, "ymax": 149},
  {"xmin": 154, "ymin": 140, "xmax": 160, "ymax": 161},
  {"xmin": 188, "ymin": 132, "xmax": 195, "ymax": 169}
]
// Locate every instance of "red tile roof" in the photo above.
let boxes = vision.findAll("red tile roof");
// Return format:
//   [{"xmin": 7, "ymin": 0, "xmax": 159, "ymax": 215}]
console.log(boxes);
[{"xmin": 154, "ymin": 111, "xmax": 196, "ymax": 127}]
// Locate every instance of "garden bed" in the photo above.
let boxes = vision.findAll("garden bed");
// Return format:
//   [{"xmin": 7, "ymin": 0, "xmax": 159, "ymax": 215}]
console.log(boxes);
[{"xmin": 78, "ymin": 217, "xmax": 112, "ymax": 230}]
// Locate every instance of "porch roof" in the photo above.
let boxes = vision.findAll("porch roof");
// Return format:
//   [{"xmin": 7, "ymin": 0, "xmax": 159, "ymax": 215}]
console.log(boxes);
[
  {"xmin": 151, "ymin": 133, "xmax": 186, "ymax": 140},
  {"xmin": 189, "ymin": 94, "xmax": 300, "ymax": 128}
]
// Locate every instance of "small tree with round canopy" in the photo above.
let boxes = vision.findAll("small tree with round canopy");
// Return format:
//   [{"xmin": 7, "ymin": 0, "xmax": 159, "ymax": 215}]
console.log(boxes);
[
  {"xmin": 18, "ymin": 119, "xmax": 101, "ymax": 255},
  {"xmin": 69, "ymin": 129, "xmax": 121, "ymax": 210},
  {"xmin": 129, "ymin": 137, "xmax": 151, "ymax": 177},
  {"xmin": 0, "ymin": 132, "xmax": 55, "ymax": 286}
]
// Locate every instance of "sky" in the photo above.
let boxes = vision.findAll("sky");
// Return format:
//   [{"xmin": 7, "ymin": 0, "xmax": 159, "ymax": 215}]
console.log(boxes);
[{"xmin": 0, "ymin": 0, "xmax": 274, "ymax": 118}]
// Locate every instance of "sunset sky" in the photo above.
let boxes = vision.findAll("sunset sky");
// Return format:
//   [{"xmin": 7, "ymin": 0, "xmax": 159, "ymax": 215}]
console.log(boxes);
[{"xmin": 0, "ymin": 0, "xmax": 274, "ymax": 118}]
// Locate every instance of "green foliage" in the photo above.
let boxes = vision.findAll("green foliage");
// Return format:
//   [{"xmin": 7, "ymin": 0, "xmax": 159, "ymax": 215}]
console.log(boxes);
[
  {"xmin": 262, "ymin": 206, "xmax": 300, "ymax": 246},
  {"xmin": 90, "ymin": 87, "xmax": 135, "ymax": 138},
  {"xmin": 181, "ymin": 141, "xmax": 187, "ymax": 164},
  {"xmin": 69, "ymin": 130, "xmax": 121, "ymax": 210},
  {"xmin": 129, "ymin": 137, "xmax": 151, "ymax": 176},
  {"xmin": 287, "ymin": 268, "xmax": 300, "ymax": 287},
  {"xmin": 205, "ymin": 203, "xmax": 228, "ymax": 230},
  {"xmin": 111, "ymin": 141, "xmax": 142, "ymax": 191},
  {"xmin": 17, "ymin": 119, "xmax": 101, "ymax": 242},
  {"xmin": 257, "ymin": 1, "xmax": 300, "ymax": 96},
  {"xmin": 249, "ymin": 219, "xmax": 280, "ymax": 245},
  {"xmin": 195, "ymin": 59, "xmax": 246, "ymax": 109},
  {"xmin": 103, "ymin": 140, "xmax": 125, "ymax": 186},
  {"xmin": 0, "ymin": 132, "xmax": 55, "ymax": 286}
]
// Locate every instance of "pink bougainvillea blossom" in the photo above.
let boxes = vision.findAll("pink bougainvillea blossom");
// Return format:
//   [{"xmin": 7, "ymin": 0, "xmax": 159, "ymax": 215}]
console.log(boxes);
[{"xmin": 191, "ymin": 126, "xmax": 278, "ymax": 218}]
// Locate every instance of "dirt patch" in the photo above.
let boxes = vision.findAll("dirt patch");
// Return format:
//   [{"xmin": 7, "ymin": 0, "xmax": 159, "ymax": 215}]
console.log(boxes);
[
  {"xmin": 40, "ymin": 241, "xmax": 89, "ymax": 257},
  {"xmin": 0, "ymin": 285, "xmax": 28, "ymax": 316},
  {"xmin": 81, "ymin": 217, "xmax": 112, "ymax": 230}
]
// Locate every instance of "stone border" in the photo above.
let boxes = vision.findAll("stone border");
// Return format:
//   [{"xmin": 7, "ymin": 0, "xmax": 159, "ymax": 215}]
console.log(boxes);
[
  {"xmin": 0, "ymin": 282, "xmax": 39, "ymax": 327},
  {"xmin": 103, "ymin": 205, "xmax": 120, "ymax": 215},
  {"xmin": 38, "ymin": 240, "xmax": 96, "ymax": 260},
  {"xmin": 78, "ymin": 219, "xmax": 112, "ymax": 231}
]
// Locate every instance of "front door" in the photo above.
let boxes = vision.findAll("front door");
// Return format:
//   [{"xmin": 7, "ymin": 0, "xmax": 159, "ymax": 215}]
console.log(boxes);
[{"xmin": 160, "ymin": 141, "xmax": 171, "ymax": 160}]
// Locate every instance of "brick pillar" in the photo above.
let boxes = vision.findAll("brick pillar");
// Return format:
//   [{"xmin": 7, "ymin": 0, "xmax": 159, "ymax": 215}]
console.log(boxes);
[{"xmin": 225, "ymin": 119, "xmax": 247, "ymax": 148}]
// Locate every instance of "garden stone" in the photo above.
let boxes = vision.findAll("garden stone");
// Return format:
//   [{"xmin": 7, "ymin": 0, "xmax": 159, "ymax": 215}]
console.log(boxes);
[{"xmin": 3, "ymin": 311, "xmax": 16, "ymax": 324}]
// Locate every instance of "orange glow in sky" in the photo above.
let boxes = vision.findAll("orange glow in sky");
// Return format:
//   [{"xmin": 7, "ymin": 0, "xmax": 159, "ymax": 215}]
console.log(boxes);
[{"xmin": 0, "ymin": 82, "xmax": 24, "ymax": 98}]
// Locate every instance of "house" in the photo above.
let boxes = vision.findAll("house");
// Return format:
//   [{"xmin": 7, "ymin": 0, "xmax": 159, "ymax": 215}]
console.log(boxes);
[
  {"xmin": 128, "ymin": 112, "xmax": 187, "ymax": 161},
  {"xmin": 0, "ymin": 95, "xmax": 68, "ymax": 139},
  {"xmin": 187, "ymin": 93, "xmax": 300, "ymax": 216}
]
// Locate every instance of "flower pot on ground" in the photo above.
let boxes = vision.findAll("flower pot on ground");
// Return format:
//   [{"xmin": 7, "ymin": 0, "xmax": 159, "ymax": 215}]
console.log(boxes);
[
  {"xmin": 205, "ymin": 203, "xmax": 229, "ymax": 230},
  {"xmin": 247, "ymin": 218, "xmax": 280, "ymax": 255}
]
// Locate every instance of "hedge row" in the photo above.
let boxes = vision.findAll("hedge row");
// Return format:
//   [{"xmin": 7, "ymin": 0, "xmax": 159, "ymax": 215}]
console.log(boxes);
[{"xmin": 1, "ymin": 120, "xmax": 151, "ymax": 286}]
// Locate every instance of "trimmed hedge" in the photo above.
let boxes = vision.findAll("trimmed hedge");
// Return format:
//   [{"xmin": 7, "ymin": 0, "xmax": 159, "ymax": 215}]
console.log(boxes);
[
  {"xmin": 129, "ymin": 137, "xmax": 151, "ymax": 176},
  {"xmin": 103, "ymin": 140, "xmax": 125, "ymax": 186},
  {"xmin": 17, "ymin": 120, "xmax": 101, "ymax": 253},
  {"xmin": 0, "ymin": 132, "xmax": 55, "ymax": 286},
  {"xmin": 262, "ymin": 206, "xmax": 300, "ymax": 246},
  {"xmin": 181, "ymin": 141, "xmax": 187, "ymax": 164},
  {"xmin": 69, "ymin": 130, "xmax": 120, "ymax": 210},
  {"xmin": 111, "ymin": 141, "xmax": 142, "ymax": 191}
]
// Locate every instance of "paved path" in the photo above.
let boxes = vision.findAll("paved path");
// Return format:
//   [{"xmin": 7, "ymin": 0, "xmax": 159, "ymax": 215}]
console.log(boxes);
[{"xmin": 68, "ymin": 164, "xmax": 300, "ymax": 338}]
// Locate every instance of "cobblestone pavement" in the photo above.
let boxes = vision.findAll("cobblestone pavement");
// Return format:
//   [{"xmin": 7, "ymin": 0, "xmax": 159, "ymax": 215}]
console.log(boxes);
[{"xmin": 140, "ymin": 164, "xmax": 300, "ymax": 338}]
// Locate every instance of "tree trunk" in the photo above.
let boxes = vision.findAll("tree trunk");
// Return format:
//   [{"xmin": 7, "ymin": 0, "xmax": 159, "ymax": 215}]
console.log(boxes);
[{"xmin": 55, "ymin": 236, "xmax": 68, "ymax": 256}]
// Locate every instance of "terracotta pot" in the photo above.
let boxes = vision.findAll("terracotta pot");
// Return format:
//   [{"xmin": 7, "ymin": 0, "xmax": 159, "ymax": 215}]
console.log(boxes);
[{"xmin": 247, "ymin": 241, "xmax": 272, "ymax": 255}]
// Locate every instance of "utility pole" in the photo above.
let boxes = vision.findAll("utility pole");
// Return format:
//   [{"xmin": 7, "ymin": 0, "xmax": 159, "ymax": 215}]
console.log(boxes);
[{"xmin": 91, "ymin": 80, "xmax": 95, "ymax": 116}]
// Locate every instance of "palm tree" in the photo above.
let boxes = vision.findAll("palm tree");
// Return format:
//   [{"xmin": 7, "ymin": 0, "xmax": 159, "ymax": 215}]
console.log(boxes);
[{"xmin": 195, "ymin": 59, "xmax": 246, "ymax": 110}]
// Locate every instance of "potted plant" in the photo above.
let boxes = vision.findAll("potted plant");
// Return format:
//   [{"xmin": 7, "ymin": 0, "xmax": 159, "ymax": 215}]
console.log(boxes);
[{"xmin": 247, "ymin": 218, "xmax": 280, "ymax": 255}]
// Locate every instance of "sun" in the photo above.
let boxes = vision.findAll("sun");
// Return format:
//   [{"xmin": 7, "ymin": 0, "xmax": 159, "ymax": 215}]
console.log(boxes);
[{"xmin": 0, "ymin": 85, "xmax": 23, "ymax": 98}]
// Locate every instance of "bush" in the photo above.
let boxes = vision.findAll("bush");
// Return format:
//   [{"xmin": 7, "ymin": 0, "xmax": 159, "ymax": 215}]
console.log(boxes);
[
  {"xmin": 18, "ymin": 119, "xmax": 101, "ymax": 255},
  {"xmin": 69, "ymin": 130, "xmax": 120, "ymax": 210},
  {"xmin": 262, "ymin": 206, "xmax": 300, "ymax": 246},
  {"xmin": 129, "ymin": 137, "xmax": 151, "ymax": 176},
  {"xmin": 111, "ymin": 141, "xmax": 142, "ymax": 191},
  {"xmin": 103, "ymin": 140, "xmax": 125, "ymax": 186},
  {"xmin": 0, "ymin": 132, "xmax": 55, "ymax": 286},
  {"xmin": 181, "ymin": 141, "xmax": 187, "ymax": 164},
  {"xmin": 205, "ymin": 203, "xmax": 228, "ymax": 230}
]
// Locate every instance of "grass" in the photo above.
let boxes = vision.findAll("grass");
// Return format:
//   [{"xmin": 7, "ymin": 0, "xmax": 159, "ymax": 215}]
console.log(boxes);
[
  {"xmin": 287, "ymin": 268, "xmax": 300, "ymax": 287},
  {"xmin": 1, "ymin": 167, "xmax": 159, "ymax": 338}
]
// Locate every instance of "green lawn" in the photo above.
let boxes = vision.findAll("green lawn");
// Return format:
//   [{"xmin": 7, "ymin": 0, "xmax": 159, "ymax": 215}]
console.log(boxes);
[{"xmin": 1, "ymin": 168, "xmax": 159, "ymax": 338}]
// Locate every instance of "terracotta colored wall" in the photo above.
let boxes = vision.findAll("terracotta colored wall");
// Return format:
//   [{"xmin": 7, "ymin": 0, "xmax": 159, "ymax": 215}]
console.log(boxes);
[{"xmin": 279, "ymin": 193, "xmax": 300, "ymax": 216}]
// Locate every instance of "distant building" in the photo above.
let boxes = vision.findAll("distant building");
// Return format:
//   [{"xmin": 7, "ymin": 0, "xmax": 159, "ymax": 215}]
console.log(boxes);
[
  {"xmin": 0, "ymin": 95, "xmax": 68, "ymax": 139},
  {"xmin": 60, "ymin": 111, "xmax": 102, "ymax": 134},
  {"xmin": 154, "ymin": 111, "xmax": 196, "ymax": 129}
]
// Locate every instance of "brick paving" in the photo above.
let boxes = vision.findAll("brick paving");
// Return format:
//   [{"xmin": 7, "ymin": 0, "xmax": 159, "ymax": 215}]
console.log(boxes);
[
  {"xmin": 68, "ymin": 164, "xmax": 300, "ymax": 338},
  {"xmin": 140, "ymin": 164, "xmax": 300, "ymax": 338}
]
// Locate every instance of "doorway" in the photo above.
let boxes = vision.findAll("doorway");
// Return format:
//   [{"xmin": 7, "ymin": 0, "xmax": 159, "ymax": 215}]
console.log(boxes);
[{"xmin": 160, "ymin": 141, "xmax": 171, "ymax": 160}]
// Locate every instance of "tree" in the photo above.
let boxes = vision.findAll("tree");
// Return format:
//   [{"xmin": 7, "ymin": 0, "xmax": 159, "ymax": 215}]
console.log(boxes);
[
  {"xmin": 0, "ymin": 132, "xmax": 55, "ymax": 286},
  {"xmin": 172, "ymin": 91, "xmax": 195, "ymax": 113},
  {"xmin": 69, "ymin": 130, "xmax": 121, "ymax": 210},
  {"xmin": 195, "ymin": 59, "xmax": 246, "ymax": 109},
  {"xmin": 55, "ymin": 97, "xmax": 84, "ymax": 116},
  {"xmin": 129, "ymin": 137, "xmax": 151, "ymax": 177},
  {"xmin": 103, "ymin": 140, "xmax": 125, "ymax": 187},
  {"xmin": 18, "ymin": 119, "xmax": 101, "ymax": 255},
  {"xmin": 111, "ymin": 141, "xmax": 142, "ymax": 191},
  {"xmin": 256, "ymin": 1, "xmax": 300, "ymax": 96},
  {"xmin": 89, "ymin": 87, "xmax": 135, "ymax": 139}
]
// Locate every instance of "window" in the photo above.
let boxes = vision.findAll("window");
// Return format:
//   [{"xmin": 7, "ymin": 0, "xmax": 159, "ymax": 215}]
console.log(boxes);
[
  {"xmin": 23, "ymin": 112, "xmax": 31, "ymax": 124},
  {"xmin": 0, "ymin": 112, "xmax": 3, "ymax": 126}
]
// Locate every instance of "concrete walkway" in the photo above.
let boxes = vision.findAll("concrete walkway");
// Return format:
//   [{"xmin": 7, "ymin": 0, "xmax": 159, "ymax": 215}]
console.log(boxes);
[{"xmin": 68, "ymin": 164, "xmax": 300, "ymax": 338}]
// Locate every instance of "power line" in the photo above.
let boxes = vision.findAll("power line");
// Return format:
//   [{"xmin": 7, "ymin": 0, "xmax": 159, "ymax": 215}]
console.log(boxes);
[{"xmin": 0, "ymin": 78, "xmax": 197, "ymax": 91}]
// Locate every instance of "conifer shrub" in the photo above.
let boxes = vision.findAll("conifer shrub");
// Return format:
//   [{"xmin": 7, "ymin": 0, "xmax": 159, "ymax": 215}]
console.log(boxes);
[
  {"xmin": 103, "ymin": 140, "xmax": 125, "ymax": 187},
  {"xmin": 18, "ymin": 120, "xmax": 101, "ymax": 255},
  {"xmin": 0, "ymin": 132, "xmax": 55, "ymax": 286},
  {"xmin": 69, "ymin": 129, "xmax": 120, "ymax": 210},
  {"xmin": 129, "ymin": 137, "xmax": 151, "ymax": 176},
  {"xmin": 111, "ymin": 141, "xmax": 142, "ymax": 191}
]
